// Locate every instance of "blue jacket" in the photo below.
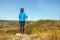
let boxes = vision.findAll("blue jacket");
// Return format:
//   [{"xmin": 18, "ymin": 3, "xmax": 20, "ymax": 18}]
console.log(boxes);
[{"xmin": 19, "ymin": 12, "xmax": 26, "ymax": 21}]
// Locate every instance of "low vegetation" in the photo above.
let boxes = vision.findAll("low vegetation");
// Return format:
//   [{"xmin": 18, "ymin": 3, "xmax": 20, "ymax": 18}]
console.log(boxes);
[{"xmin": 0, "ymin": 20, "xmax": 60, "ymax": 40}]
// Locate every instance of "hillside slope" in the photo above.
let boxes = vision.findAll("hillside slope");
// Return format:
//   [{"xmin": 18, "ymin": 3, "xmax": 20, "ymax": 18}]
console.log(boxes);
[{"xmin": 24, "ymin": 20, "xmax": 60, "ymax": 34}]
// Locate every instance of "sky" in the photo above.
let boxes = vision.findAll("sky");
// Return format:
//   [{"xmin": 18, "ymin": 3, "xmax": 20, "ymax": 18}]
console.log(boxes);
[{"xmin": 0, "ymin": 0, "xmax": 60, "ymax": 21}]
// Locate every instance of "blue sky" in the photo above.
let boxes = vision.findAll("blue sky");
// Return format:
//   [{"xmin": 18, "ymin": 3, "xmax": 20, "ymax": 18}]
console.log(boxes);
[{"xmin": 0, "ymin": 0, "xmax": 60, "ymax": 21}]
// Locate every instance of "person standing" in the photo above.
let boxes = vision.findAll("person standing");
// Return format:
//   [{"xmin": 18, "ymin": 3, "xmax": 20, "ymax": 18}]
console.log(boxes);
[{"xmin": 19, "ymin": 8, "xmax": 27, "ymax": 34}]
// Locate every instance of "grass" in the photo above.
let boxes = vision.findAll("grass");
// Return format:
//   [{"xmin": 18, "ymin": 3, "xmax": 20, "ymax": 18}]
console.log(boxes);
[
  {"xmin": 31, "ymin": 29, "xmax": 60, "ymax": 40},
  {"xmin": 0, "ymin": 28, "xmax": 60, "ymax": 40},
  {"xmin": 0, "ymin": 29, "xmax": 20, "ymax": 40}
]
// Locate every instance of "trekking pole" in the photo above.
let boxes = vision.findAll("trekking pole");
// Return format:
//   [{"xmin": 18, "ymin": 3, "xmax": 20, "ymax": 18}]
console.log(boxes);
[{"xmin": 27, "ymin": 16, "xmax": 28, "ymax": 24}]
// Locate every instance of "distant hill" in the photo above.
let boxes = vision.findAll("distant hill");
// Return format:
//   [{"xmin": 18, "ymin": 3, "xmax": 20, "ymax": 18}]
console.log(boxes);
[{"xmin": 0, "ymin": 20, "xmax": 35, "ymax": 28}]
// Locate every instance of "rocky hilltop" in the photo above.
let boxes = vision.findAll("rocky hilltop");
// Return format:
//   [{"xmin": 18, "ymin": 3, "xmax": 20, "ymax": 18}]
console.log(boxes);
[
  {"xmin": 7, "ymin": 33, "xmax": 39, "ymax": 40},
  {"xmin": 7, "ymin": 32, "xmax": 60, "ymax": 40}
]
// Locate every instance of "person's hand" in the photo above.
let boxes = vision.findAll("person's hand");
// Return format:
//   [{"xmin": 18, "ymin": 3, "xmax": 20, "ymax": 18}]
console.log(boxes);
[{"xmin": 26, "ymin": 16, "xmax": 28, "ymax": 18}]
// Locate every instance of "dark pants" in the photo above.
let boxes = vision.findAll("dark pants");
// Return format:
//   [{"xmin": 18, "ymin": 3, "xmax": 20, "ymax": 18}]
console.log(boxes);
[{"xmin": 19, "ymin": 21, "xmax": 25, "ymax": 34}]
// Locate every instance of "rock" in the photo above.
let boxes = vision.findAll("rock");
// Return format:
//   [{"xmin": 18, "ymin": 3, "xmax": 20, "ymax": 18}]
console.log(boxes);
[{"xmin": 7, "ymin": 33, "xmax": 39, "ymax": 40}]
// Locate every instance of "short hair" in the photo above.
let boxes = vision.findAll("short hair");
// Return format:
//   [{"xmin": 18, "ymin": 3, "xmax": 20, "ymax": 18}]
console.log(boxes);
[{"xmin": 20, "ymin": 8, "xmax": 24, "ymax": 12}]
